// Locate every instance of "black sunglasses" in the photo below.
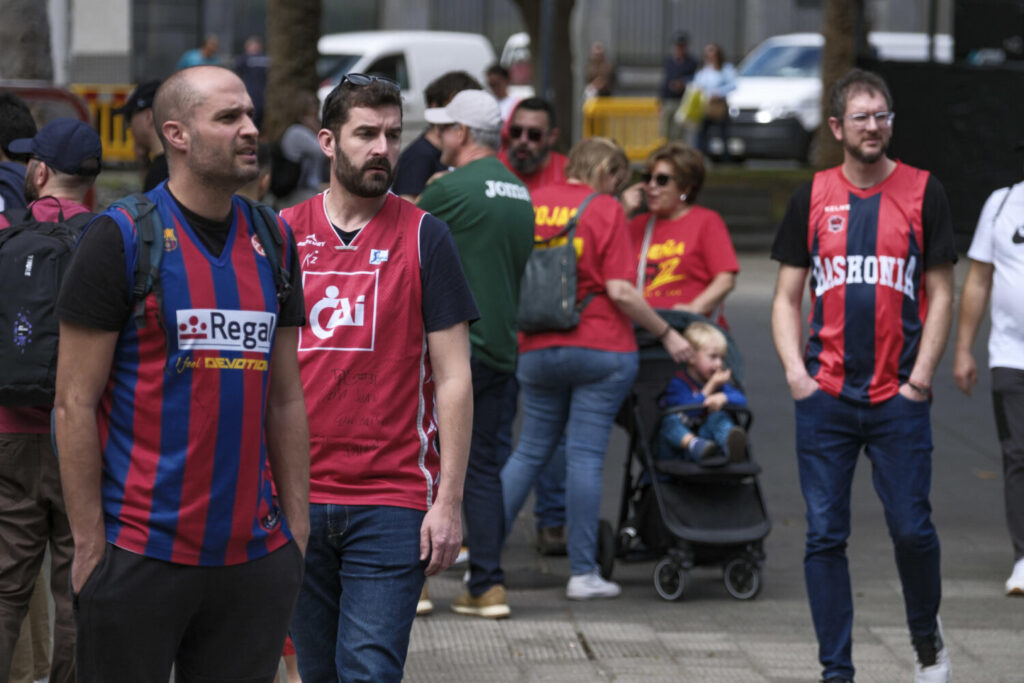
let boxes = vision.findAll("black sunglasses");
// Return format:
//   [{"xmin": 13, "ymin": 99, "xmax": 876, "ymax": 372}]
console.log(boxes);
[
  {"xmin": 509, "ymin": 125, "xmax": 544, "ymax": 142},
  {"xmin": 641, "ymin": 172, "xmax": 673, "ymax": 187},
  {"xmin": 341, "ymin": 73, "xmax": 400, "ymax": 90}
]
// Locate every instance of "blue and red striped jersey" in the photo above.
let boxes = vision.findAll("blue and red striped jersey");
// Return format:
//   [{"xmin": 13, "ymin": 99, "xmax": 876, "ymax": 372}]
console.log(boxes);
[
  {"xmin": 98, "ymin": 185, "xmax": 293, "ymax": 566},
  {"xmin": 804, "ymin": 163, "xmax": 930, "ymax": 406}
]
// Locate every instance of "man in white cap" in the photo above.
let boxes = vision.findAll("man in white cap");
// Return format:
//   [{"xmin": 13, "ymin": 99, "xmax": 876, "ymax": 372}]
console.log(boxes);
[{"xmin": 418, "ymin": 89, "xmax": 535, "ymax": 618}]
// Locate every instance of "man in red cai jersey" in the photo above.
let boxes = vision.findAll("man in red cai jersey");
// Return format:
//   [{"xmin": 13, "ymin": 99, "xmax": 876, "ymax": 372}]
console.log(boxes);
[
  {"xmin": 281, "ymin": 75, "xmax": 477, "ymax": 682},
  {"xmin": 499, "ymin": 97, "xmax": 567, "ymax": 195},
  {"xmin": 770, "ymin": 69, "xmax": 956, "ymax": 683},
  {"xmin": 53, "ymin": 66, "xmax": 309, "ymax": 682}
]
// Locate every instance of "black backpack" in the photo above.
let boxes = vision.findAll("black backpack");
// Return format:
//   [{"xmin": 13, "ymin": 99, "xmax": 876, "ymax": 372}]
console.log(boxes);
[
  {"xmin": 516, "ymin": 193, "xmax": 599, "ymax": 333},
  {"xmin": 107, "ymin": 193, "xmax": 291, "ymax": 329},
  {"xmin": 269, "ymin": 139, "xmax": 302, "ymax": 199},
  {"xmin": 0, "ymin": 201, "xmax": 94, "ymax": 405}
]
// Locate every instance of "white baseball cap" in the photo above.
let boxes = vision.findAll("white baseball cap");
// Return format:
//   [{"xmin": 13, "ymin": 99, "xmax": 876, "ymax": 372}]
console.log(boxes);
[{"xmin": 424, "ymin": 90, "xmax": 501, "ymax": 132}]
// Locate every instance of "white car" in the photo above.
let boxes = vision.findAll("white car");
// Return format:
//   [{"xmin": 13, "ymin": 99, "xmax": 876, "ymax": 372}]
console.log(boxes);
[{"xmin": 725, "ymin": 32, "xmax": 952, "ymax": 161}]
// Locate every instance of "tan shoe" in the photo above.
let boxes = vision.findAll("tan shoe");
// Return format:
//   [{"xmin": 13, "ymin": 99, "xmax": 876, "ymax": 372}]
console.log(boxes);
[
  {"xmin": 451, "ymin": 584, "xmax": 510, "ymax": 619},
  {"xmin": 416, "ymin": 583, "xmax": 434, "ymax": 616}
]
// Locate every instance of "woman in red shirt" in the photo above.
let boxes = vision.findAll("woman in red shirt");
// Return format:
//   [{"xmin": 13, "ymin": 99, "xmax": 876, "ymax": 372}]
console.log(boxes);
[
  {"xmin": 624, "ymin": 142, "xmax": 739, "ymax": 328},
  {"xmin": 500, "ymin": 138, "xmax": 691, "ymax": 601}
]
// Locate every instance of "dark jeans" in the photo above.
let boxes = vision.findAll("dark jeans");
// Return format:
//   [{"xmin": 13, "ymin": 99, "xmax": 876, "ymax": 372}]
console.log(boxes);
[
  {"xmin": 465, "ymin": 357, "xmax": 517, "ymax": 595},
  {"xmin": 699, "ymin": 115, "xmax": 732, "ymax": 161},
  {"xmin": 992, "ymin": 367, "xmax": 1024, "ymax": 560},
  {"xmin": 795, "ymin": 389, "xmax": 941, "ymax": 681},
  {"xmin": 291, "ymin": 504, "xmax": 425, "ymax": 683},
  {"xmin": 74, "ymin": 542, "xmax": 303, "ymax": 683}
]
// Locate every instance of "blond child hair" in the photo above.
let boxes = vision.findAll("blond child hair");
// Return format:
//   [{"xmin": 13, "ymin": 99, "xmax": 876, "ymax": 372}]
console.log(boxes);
[{"xmin": 683, "ymin": 321, "xmax": 727, "ymax": 356}]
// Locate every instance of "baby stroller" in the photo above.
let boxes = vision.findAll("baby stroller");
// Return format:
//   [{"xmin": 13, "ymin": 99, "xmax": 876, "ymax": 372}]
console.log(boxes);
[{"xmin": 597, "ymin": 310, "xmax": 771, "ymax": 601}]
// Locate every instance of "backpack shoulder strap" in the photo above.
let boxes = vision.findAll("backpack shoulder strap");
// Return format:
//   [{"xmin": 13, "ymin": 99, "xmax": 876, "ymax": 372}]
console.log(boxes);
[
  {"xmin": 238, "ymin": 196, "xmax": 292, "ymax": 304},
  {"xmin": 110, "ymin": 193, "xmax": 161, "ymax": 327},
  {"xmin": 565, "ymin": 193, "xmax": 601, "ymax": 312}
]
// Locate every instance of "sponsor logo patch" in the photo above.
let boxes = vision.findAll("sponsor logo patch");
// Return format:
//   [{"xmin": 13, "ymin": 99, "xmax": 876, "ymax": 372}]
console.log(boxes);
[
  {"xmin": 176, "ymin": 309, "xmax": 276, "ymax": 353},
  {"xmin": 300, "ymin": 271, "xmax": 378, "ymax": 352},
  {"xmin": 369, "ymin": 249, "xmax": 388, "ymax": 265}
]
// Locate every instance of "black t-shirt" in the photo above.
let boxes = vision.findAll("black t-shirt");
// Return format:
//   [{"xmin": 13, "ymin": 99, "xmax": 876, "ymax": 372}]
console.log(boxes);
[
  {"xmin": 58, "ymin": 191, "xmax": 305, "ymax": 332},
  {"xmin": 391, "ymin": 132, "xmax": 444, "ymax": 197},
  {"xmin": 771, "ymin": 172, "xmax": 957, "ymax": 269}
]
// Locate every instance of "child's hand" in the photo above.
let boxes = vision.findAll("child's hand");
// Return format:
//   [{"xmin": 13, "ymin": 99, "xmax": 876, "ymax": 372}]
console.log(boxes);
[
  {"xmin": 703, "ymin": 393, "xmax": 728, "ymax": 412},
  {"xmin": 706, "ymin": 368, "xmax": 731, "ymax": 393}
]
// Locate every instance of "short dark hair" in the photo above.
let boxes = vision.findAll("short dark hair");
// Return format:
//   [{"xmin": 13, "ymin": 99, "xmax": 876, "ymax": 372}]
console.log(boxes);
[
  {"xmin": 828, "ymin": 68, "xmax": 893, "ymax": 120},
  {"xmin": 424, "ymin": 71, "xmax": 482, "ymax": 108},
  {"xmin": 0, "ymin": 92, "xmax": 38, "ymax": 162},
  {"xmin": 321, "ymin": 79, "xmax": 403, "ymax": 133},
  {"xmin": 513, "ymin": 97, "xmax": 556, "ymax": 129},
  {"xmin": 485, "ymin": 64, "xmax": 510, "ymax": 80},
  {"xmin": 646, "ymin": 141, "xmax": 706, "ymax": 204}
]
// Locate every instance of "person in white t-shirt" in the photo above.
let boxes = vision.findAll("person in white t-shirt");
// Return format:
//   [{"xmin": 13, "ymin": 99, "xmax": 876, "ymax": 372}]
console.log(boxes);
[{"xmin": 953, "ymin": 175, "xmax": 1024, "ymax": 596}]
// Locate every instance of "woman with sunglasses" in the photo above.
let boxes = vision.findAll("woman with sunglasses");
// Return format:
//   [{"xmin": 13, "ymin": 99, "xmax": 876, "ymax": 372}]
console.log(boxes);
[
  {"xmin": 625, "ymin": 141, "xmax": 739, "ymax": 328},
  {"xmin": 501, "ymin": 137, "xmax": 692, "ymax": 601}
]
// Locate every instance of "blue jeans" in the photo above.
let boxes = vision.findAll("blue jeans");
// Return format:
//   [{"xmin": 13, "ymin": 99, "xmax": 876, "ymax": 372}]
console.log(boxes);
[
  {"xmin": 795, "ymin": 389, "xmax": 941, "ymax": 681},
  {"xmin": 465, "ymin": 357, "xmax": 516, "ymax": 595},
  {"xmin": 501, "ymin": 347, "xmax": 638, "ymax": 575},
  {"xmin": 655, "ymin": 410, "xmax": 736, "ymax": 461},
  {"xmin": 291, "ymin": 504, "xmax": 426, "ymax": 683}
]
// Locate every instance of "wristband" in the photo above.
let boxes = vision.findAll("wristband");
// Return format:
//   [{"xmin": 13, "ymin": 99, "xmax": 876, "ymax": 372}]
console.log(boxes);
[
  {"xmin": 657, "ymin": 323, "xmax": 672, "ymax": 340},
  {"xmin": 907, "ymin": 381, "xmax": 932, "ymax": 398}
]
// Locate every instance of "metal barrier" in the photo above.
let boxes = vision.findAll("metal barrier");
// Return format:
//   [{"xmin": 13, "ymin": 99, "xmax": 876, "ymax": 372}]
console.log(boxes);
[
  {"xmin": 69, "ymin": 84, "xmax": 136, "ymax": 164},
  {"xmin": 582, "ymin": 96, "xmax": 665, "ymax": 163}
]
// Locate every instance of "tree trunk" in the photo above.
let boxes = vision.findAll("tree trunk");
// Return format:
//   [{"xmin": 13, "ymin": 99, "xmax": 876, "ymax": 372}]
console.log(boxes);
[
  {"xmin": 512, "ymin": 0, "xmax": 577, "ymax": 152},
  {"xmin": 0, "ymin": 0, "xmax": 53, "ymax": 81},
  {"xmin": 264, "ymin": 0, "xmax": 322, "ymax": 142},
  {"xmin": 815, "ymin": 0, "xmax": 867, "ymax": 168}
]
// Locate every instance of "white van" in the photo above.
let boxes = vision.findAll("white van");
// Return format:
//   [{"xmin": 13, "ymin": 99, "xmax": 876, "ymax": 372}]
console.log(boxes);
[
  {"xmin": 725, "ymin": 32, "xmax": 953, "ymax": 161},
  {"xmin": 317, "ymin": 31, "xmax": 496, "ymax": 149}
]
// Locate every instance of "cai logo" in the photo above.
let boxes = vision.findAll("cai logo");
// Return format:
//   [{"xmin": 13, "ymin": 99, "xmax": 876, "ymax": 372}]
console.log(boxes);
[
  {"xmin": 176, "ymin": 309, "xmax": 277, "ymax": 353},
  {"xmin": 299, "ymin": 270, "xmax": 378, "ymax": 352}
]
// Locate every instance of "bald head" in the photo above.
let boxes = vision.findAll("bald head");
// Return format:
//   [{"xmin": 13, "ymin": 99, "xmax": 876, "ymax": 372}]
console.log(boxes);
[{"xmin": 153, "ymin": 67, "xmax": 209, "ymax": 147}]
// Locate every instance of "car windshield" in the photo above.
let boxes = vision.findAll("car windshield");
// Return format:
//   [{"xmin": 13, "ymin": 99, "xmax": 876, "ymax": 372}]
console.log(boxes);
[
  {"xmin": 738, "ymin": 45, "xmax": 821, "ymax": 78},
  {"xmin": 316, "ymin": 54, "xmax": 360, "ymax": 83}
]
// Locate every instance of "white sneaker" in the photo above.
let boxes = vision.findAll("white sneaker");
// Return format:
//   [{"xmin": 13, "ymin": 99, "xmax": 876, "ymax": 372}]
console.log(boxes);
[
  {"xmin": 1005, "ymin": 558, "xmax": 1024, "ymax": 596},
  {"xmin": 454, "ymin": 545, "xmax": 470, "ymax": 565},
  {"xmin": 566, "ymin": 570, "xmax": 621, "ymax": 600},
  {"xmin": 913, "ymin": 616, "xmax": 951, "ymax": 683}
]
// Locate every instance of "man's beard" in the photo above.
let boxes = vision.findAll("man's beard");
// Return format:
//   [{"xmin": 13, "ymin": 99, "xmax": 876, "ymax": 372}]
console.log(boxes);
[
  {"xmin": 508, "ymin": 143, "xmax": 548, "ymax": 175},
  {"xmin": 333, "ymin": 143, "xmax": 394, "ymax": 198},
  {"xmin": 844, "ymin": 133, "xmax": 888, "ymax": 165}
]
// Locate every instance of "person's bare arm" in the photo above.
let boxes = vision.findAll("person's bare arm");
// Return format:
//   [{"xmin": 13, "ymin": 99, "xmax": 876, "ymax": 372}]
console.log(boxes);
[
  {"xmin": 674, "ymin": 271, "xmax": 737, "ymax": 317},
  {"xmin": 54, "ymin": 322, "xmax": 119, "ymax": 593},
  {"xmin": 606, "ymin": 278, "xmax": 693, "ymax": 363},
  {"xmin": 421, "ymin": 321, "xmax": 473, "ymax": 576},
  {"xmin": 953, "ymin": 259, "xmax": 994, "ymax": 396},
  {"xmin": 264, "ymin": 326, "xmax": 310, "ymax": 555},
  {"xmin": 901, "ymin": 263, "xmax": 955, "ymax": 401},
  {"xmin": 770, "ymin": 264, "xmax": 817, "ymax": 399}
]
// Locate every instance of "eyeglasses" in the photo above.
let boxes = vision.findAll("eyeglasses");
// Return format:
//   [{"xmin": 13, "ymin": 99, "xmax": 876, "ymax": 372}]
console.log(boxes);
[
  {"xmin": 341, "ymin": 73, "xmax": 400, "ymax": 90},
  {"xmin": 508, "ymin": 125, "xmax": 544, "ymax": 142},
  {"xmin": 641, "ymin": 172, "xmax": 673, "ymax": 187},
  {"xmin": 844, "ymin": 111, "xmax": 894, "ymax": 129}
]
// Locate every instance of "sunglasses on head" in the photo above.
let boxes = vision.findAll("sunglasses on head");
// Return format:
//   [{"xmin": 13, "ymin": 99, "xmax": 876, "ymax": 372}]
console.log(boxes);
[
  {"xmin": 508, "ymin": 125, "xmax": 544, "ymax": 142},
  {"xmin": 641, "ymin": 172, "xmax": 673, "ymax": 187},
  {"xmin": 341, "ymin": 73, "xmax": 400, "ymax": 90}
]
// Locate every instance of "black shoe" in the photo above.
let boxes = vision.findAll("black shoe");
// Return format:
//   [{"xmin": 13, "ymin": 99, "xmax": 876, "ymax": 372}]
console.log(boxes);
[
  {"xmin": 535, "ymin": 525, "xmax": 567, "ymax": 556},
  {"xmin": 725, "ymin": 426, "xmax": 748, "ymax": 462},
  {"xmin": 821, "ymin": 677, "xmax": 853, "ymax": 683}
]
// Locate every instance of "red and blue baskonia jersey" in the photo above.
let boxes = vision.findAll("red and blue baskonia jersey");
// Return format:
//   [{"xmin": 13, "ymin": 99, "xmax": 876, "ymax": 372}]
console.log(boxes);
[
  {"xmin": 804, "ymin": 163, "xmax": 931, "ymax": 405},
  {"xmin": 98, "ymin": 185, "xmax": 293, "ymax": 566}
]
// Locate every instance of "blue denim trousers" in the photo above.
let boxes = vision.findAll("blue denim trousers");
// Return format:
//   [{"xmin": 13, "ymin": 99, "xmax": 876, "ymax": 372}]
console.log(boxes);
[
  {"xmin": 795, "ymin": 389, "xmax": 941, "ymax": 681},
  {"xmin": 655, "ymin": 410, "xmax": 736, "ymax": 461},
  {"xmin": 290, "ymin": 504, "xmax": 426, "ymax": 683},
  {"xmin": 501, "ymin": 347, "xmax": 638, "ymax": 575}
]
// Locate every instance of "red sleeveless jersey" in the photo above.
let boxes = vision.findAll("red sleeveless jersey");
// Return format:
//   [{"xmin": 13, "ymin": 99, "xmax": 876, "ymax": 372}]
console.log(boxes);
[
  {"xmin": 805, "ymin": 163, "xmax": 930, "ymax": 405},
  {"xmin": 282, "ymin": 193, "xmax": 439, "ymax": 510}
]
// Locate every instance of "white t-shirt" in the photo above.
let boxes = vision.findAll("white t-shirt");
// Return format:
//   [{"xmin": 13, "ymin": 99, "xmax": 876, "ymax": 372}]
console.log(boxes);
[{"xmin": 967, "ymin": 182, "xmax": 1024, "ymax": 370}]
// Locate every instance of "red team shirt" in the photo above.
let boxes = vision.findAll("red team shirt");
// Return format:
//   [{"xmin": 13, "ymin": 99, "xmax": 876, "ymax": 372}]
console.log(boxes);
[
  {"xmin": 282, "ymin": 193, "xmax": 442, "ymax": 511},
  {"xmin": 518, "ymin": 183, "xmax": 638, "ymax": 355},
  {"xmin": 772, "ymin": 163, "xmax": 956, "ymax": 406}
]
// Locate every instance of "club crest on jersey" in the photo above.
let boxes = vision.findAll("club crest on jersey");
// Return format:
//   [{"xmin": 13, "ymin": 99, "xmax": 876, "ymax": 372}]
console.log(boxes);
[
  {"xmin": 300, "ymin": 271, "xmax": 378, "ymax": 352},
  {"xmin": 176, "ymin": 309, "xmax": 277, "ymax": 353},
  {"xmin": 369, "ymin": 249, "xmax": 388, "ymax": 265},
  {"xmin": 163, "ymin": 228, "xmax": 178, "ymax": 252},
  {"xmin": 251, "ymin": 233, "xmax": 266, "ymax": 257},
  {"xmin": 828, "ymin": 215, "xmax": 845, "ymax": 233}
]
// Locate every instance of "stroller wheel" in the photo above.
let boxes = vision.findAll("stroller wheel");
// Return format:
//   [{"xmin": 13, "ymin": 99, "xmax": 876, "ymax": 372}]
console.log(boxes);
[
  {"xmin": 653, "ymin": 557, "xmax": 686, "ymax": 601},
  {"xmin": 597, "ymin": 519, "xmax": 615, "ymax": 579},
  {"xmin": 723, "ymin": 558, "xmax": 762, "ymax": 600}
]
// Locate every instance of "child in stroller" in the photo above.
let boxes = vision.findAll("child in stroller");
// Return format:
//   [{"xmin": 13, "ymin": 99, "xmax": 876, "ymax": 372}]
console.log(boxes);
[{"xmin": 655, "ymin": 322, "xmax": 748, "ymax": 466}]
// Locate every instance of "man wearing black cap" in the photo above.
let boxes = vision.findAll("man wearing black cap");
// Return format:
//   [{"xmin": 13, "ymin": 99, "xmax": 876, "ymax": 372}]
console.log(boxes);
[
  {"xmin": 0, "ymin": 93, "xmax": 38, "ymax": 213},
  {"xmin": 660, "ymin": 32, "xmax": 698, "ymax": 140},
  {"xmin": 116, "ymin": 80, "xmax": 167, "ymax": 191},
  {"xmin": 0, "ymin": 117, "xmax": 102, "ymax": 683}
]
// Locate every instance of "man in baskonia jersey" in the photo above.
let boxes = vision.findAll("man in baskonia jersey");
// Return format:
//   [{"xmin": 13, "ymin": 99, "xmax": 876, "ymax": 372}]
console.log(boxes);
[
  {"xmin": 418, "ymin": 89, "xmax": 534, "ymax": 619},
  {"xmin": 281, "ymin": 75, "xmax": 477, "ymax": 682},
  {"xmin": 770, "ymin": 69, "xmax": 956, "ymax": 683},
  {"xmin": 53, "ymin": 66, "xmax": 309, "ymax": 682}
]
